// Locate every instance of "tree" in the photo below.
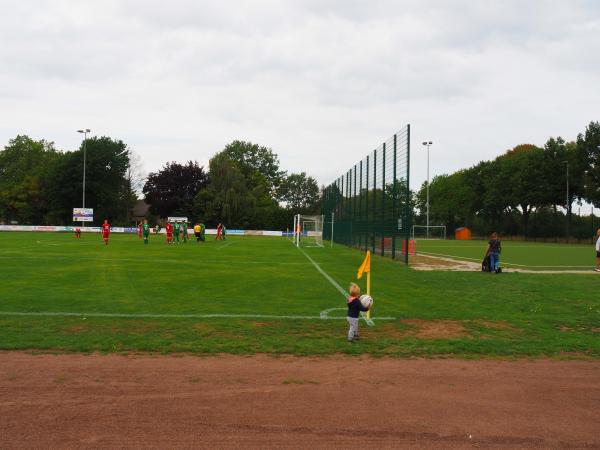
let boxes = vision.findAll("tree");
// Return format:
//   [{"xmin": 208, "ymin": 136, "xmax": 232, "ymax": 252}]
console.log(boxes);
[
  {"xmin": 0, "ymin": 135, "xmax": 61, "ymax": 224},
  {"xmin": 194, "ymin": 152, "xmax": 282, "ymax": 228},
  {"xmin": 221, "ymin": 140, "xmax": 286, "ymax": 191},
  {"xmin": 497, "ymin": 144, "xmax": 547, "ymax": 234},
  {"xmin": 194, "ymin": 153, "xmax": 252, "ymax": 226},
  {"xmin": 416, "ymin": 170, "xmax": 474, "ymax": 232},
  {"xmin": 126, "ymin": 150, "xmax": 147, "ymax": 196},
  {"xmin": 46, "ymin": 136, "xmax": 135, "ymax": 224},
  {"xmin": 578, "ymin": 121, "xmax": 600, "ymax": 206},
  {"xmin": 143, "ymin": 161, "xmax": 208, "ymax": 219},
  {"xmin": 277, "ymin": 172, "xmax": 320, "ymax": 211}
]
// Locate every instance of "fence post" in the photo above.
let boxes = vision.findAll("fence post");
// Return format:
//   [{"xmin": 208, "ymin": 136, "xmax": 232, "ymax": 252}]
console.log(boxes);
[
  {"xmin": 353, "ymin": 164, "xmax": 357, "ymax": 248},
  {"xmin": 372, "ymin": 149, "xmax": 377, "ymax": 254},
  {"xmin": 331, "ymin": 212, "xmax": 334, "ymax": 248},
  {"xmin": 381, "ymin": 142, "xmax": 386, "ymax": 257},
  {"xmin": 365, "ymin": 155, "xmax": 370, "ymax": 252},
  {"xmin": 346, "ymin": 170, "xmax": 351, "ymax": 245},
  {"xmin": 404, "ymin": 124, "xmax": 411, "ymax": 264},
  {"xmin": 392, "ymin": 134, "xmax": 397, "ymax": 259},
  {"xmin": 359, "ymin": 160, "xmax": 363, "ymax": 251}
]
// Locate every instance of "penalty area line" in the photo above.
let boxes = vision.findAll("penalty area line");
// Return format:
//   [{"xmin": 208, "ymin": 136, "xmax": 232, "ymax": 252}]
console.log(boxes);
[{"xmin": 0, "ymin": 311, "xmax": 396, "ymax": 321}]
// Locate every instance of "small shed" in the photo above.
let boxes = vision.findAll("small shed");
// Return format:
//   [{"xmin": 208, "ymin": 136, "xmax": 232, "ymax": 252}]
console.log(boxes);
[{"xmin": 455, "ymin": 227, "xmax": 472, "ymax": 240}]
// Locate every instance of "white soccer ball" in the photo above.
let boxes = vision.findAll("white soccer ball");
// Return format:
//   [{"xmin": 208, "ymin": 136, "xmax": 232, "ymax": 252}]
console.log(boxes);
[{"xmin": 360, "ymin": 295, "xmax": 373, "ymax": 309}]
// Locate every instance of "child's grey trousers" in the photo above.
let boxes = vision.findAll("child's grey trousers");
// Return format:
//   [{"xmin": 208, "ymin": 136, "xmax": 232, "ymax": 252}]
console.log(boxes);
[{"xmin": 347, "ymin": 317, "xmax": 359, "ymax": 341}]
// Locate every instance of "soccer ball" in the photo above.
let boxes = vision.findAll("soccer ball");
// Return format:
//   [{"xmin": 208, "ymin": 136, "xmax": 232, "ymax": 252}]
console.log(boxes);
[{"xmin": 360, "ymin": 295, "xmax": 373, "ymax": 309}]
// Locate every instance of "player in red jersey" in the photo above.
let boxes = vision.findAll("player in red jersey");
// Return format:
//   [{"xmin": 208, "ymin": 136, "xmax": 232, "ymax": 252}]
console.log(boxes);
[
  {"xmin": 74, "ymin": 227, "xmax": 81, "ymax": 238},
  {"xmin": 101, "ymin": 219, "xmax": 111, "ymax": 245},
  {"xmin": 165, "ymin": 222, "xmax": 173, "ymax": 244},
  {"xmin": 138, "ymin": 222, "xmax": 143, "ymax": 239},
  {"xmin": 216, "ymin": 223, "xmax": 223, "ymax": 240}
]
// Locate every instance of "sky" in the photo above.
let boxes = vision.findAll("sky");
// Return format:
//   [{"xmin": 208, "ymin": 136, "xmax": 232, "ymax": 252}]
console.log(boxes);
[{"xmin": 1, "ymin": 0, "xmax": 599, "ymax": 206}]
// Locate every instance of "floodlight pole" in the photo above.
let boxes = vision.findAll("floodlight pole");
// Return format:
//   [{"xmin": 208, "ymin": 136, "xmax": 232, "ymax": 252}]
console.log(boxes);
[
  {"xmin": 77, "ymin": 129, "xmax": 91, "ymax": 209},
  {"xmin": 77, "ymin": 129, "xmax": 91, "ymax": 227},
  {"xmin": 422, "ymin": 141, "xmax": 433, "ymax": 238}
]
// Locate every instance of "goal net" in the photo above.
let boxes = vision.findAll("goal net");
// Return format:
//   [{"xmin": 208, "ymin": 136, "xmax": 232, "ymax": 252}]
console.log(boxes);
[
  {"xmin": 411, "ymin": 225, "xmax": 446, "ymax": 240},
  {"xmin": 294, "ymin": 214, "xmax": 324, "ymax": 247}
]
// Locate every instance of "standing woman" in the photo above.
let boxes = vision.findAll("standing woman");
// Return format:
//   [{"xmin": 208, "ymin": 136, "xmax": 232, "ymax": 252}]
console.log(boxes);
[
  {"xmin": 486, "ymin": 232, "xmax": 502, "ymax": 273},
  {"xmin": 595, "ymin": 229, "xmax": 600, "ymax": 273}
]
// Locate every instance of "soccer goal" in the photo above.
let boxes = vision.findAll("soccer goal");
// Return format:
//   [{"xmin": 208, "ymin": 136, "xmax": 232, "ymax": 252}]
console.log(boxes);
[
  {"xmin": 294, "ymin": 214, "xmax": 324, "ymax": 247},
  {"xmin": 411, "ymin": 225, "xmax": 447, "ymax": 240}
]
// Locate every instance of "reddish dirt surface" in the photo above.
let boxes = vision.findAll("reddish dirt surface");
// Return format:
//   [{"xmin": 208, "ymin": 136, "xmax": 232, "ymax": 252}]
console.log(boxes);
[{"xmin": 1, "ymin": 353, "xmax": 599, "ymax": 449}]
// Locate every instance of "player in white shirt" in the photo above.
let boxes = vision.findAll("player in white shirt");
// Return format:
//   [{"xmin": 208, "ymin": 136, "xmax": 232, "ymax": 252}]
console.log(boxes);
[{"xmin": 595, "ymin": 229, "xmax": 600, "ymax": 272}]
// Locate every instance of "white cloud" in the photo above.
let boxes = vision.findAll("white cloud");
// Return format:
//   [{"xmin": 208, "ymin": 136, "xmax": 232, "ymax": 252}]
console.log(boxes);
[{"xmin": 1, "ymin": 0, "xmax": 599, "ymax": 199}]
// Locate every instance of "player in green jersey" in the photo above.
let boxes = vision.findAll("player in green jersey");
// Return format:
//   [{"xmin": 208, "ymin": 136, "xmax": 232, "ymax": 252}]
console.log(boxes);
[
  {"xmin": 142, "ymin": 219, "xmax": 150, "ymax": 245},
  {"xmin": 182, "ymin": 221, "xmax": 188, "ymax": 243},
  {"xmin": 173, "ymin": 221, "xmax": 180, "ymax": 243}
]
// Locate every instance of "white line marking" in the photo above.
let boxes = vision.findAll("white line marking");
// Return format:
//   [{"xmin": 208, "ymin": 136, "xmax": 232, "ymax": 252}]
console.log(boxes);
[
  {"xmin": 0, "ymin": 255, "xmax": 310, "ymax": 265},
  {"xmin": 297, "ymin": 247, "xmax": 347, "ymax": 296},
  {"xmin": 418, "ymin": 251, "xmax": 592, "ymax": 268},
  {"xmin": 0, "ymin": 311, "xmax": 396, "ymax": 321},
  {"xmin": 297, "ymin": 246, "xmax": 378, "ymax": 326},
  {"xmin": 320, "ymin": 307, "xmax": 346, "ymax": 319},
  {"xmin": 216, "ymin": 241, "xmax": 234, "ymax": 250}
]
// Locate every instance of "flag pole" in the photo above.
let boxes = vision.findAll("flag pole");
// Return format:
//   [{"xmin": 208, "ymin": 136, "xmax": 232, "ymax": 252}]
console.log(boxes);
[{"xmin": 366, "ymin": 271, "xmax": 371, "ymax": 319}]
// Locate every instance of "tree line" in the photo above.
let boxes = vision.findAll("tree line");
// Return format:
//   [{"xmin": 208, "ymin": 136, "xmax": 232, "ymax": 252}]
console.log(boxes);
[
  {"xmin": 0, "ymin": 135, "xmax": 137, "ymax": 225},
  {"xmin": 0, "ymin": 136, "xmax": 320, "ymax": 229},
  {"xmin": 415, "ymin": 121, "xmax": 600, "ymax": 239},
  {"xmin": 143, "ymin": 140, "xmax": 320, "ymax": 229}
]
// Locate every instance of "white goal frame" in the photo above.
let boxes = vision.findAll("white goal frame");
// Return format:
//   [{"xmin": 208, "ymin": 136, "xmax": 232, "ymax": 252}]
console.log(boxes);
[
  {"xmin": 411, "ymin": 225, "xmax": 447, "ymax": 240},
  {"xmin": 293, "ymin": 214, "xmax": 324, "ymax": 247}
]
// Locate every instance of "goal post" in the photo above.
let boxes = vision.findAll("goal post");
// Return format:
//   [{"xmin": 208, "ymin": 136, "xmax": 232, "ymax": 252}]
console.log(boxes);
[
  {"xmin": 294, "ymin": 214, "xmax": 324, "ymax": 247},
  {"xmin": 411, "ymin": 225, "xmax": 446, "ymax": 240}
]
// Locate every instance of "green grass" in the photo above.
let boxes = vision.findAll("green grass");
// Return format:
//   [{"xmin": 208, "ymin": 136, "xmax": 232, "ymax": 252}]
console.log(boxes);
[
  {"xmin": 417, "ymin": 239, "xmax": 596, "ymax": 270},
  {"xmin": 0, "ymin": 231, "xmax": 599, "ymax": 358}
]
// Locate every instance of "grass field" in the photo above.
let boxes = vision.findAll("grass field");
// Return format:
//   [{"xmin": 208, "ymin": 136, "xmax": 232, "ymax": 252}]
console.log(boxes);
[
  {"xmin": 417, "ymin": 239, "xmax": 596, "ymax": 270},
  {"xmin": 0, "ymin": 231, "xmax": 599, "ymax": 357}
]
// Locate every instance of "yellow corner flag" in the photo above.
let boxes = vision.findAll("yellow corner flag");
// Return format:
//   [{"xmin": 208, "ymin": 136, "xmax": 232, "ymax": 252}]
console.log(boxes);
[
  {"xmin": 357, "ymin": 251, "xmax": 372, "ymax": 320},
  {"xmin": 357, "ymin": 250, "xmax": 371, "ymax": 279}
]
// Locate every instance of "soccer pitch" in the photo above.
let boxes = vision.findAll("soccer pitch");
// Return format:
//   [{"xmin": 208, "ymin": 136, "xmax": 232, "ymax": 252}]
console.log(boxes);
[
  {"xmin": 0, "ymin": 232, "xmax": 599, "ymax": 357},
  {"xmin": 417, "ymin": 239, "xmax": 595, "ymax": 270}
]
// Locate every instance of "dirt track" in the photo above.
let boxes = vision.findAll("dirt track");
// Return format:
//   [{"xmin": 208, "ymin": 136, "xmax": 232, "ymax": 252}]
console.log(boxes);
[
  {"xmin": 1, "ymin": 353, "xmax": 599, "ymax": 449},
  {"xmin": 411, "ymin": 253, "xmax": 597, "ymax": 274}
]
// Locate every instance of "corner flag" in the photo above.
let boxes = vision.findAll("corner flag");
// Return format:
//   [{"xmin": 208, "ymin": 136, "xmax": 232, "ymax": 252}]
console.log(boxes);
[
  {"xmin": 357, "ymin": 251, "xmax": 372, "ymax": 320},
  {"xmin": 357, "ymin": 250, "xmax": 371, "ymax": 279}
]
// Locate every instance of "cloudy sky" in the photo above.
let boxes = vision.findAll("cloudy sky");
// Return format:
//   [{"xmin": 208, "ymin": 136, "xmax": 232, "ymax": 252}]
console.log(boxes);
[{"xmin": 1, "ymin": 0, "xmax": 599, "ymax": 195}]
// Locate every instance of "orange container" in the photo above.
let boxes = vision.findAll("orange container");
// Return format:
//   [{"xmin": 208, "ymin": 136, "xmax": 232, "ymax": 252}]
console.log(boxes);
[
  {"xmin": 401, "ymin": 239, "xmax": 416, "ymax": 255},
  {"xmin": 455, "ymin": 227, "xmax": 472, "ymax": 240}
]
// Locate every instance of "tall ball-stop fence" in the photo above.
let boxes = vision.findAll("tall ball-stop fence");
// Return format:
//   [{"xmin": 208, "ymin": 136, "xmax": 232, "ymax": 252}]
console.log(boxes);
[{"xmin": 321, "ymin": 125, "xmax": 412, "ymax": 263}]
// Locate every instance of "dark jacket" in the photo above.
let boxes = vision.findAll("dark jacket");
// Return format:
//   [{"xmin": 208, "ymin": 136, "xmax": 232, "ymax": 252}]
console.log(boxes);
[
  {"xmin": 488, "ymin": 239, "xmax": 501, "ymax": 254},
  {"xmin": 347, "ymin": 297, "xmax": 369, "ymax": 318}
]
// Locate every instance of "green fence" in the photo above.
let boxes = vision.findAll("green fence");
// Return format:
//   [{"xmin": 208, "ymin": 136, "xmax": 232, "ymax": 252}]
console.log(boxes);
[{"xmin": 322, "ymin": 125, "xmax": 412, "ymax": 263}]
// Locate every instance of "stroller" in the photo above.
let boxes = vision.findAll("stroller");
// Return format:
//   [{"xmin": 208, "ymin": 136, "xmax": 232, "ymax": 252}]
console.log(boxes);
[{"xmin": 482, "ymin": 254, "xmax": 502, "ymax": 273}]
